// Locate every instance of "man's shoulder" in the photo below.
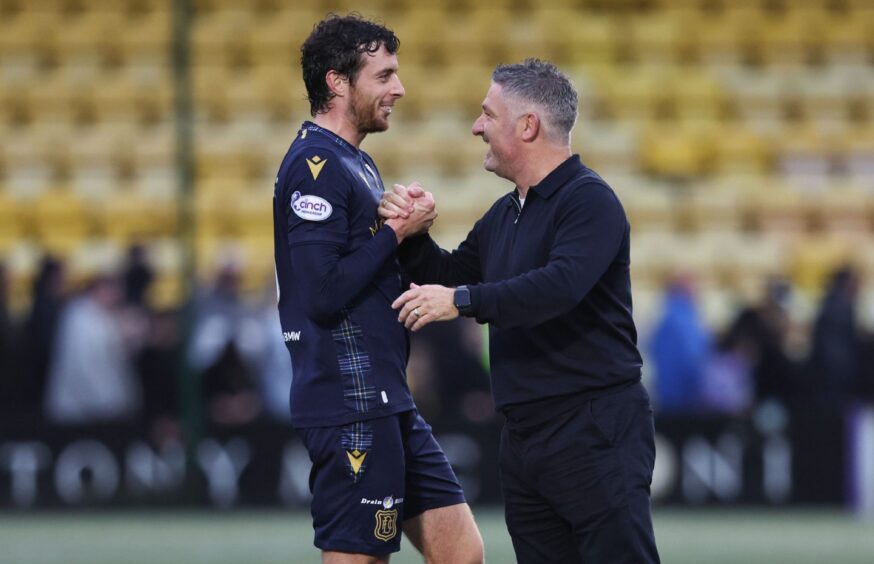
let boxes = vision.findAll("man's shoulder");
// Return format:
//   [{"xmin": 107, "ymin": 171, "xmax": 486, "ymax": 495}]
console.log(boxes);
[
  {"xmin": 281, "ymin": 135, "xmax": 351, "ymax": 191},
  {"xmin": 565, "ymin": 168, "xmax": 621, "ymax": 206}
]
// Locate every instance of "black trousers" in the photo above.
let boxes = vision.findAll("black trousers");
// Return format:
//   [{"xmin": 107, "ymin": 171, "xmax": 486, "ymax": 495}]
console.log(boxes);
[{"xmin": 500, "ymin": 382, "xmax": 660, "ymax": 564}]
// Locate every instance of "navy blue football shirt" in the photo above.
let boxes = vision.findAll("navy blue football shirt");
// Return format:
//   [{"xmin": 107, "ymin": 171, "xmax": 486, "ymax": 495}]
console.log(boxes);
[{"xmin": 273, "ymin": 122, "xmax": 414, "ymax": 428}]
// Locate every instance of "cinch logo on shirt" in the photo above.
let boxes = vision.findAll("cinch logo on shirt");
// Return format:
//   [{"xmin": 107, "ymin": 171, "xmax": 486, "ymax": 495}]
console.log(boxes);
[{"xmin": 291, "ymin": 191, "xmax": 332, "ymax": 221}]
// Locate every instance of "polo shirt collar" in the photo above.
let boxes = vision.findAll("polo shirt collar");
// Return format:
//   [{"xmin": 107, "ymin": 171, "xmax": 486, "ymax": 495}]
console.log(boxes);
[{"xmin": 527, "ymin": 154, "xmax": 584, "ymax": 200}]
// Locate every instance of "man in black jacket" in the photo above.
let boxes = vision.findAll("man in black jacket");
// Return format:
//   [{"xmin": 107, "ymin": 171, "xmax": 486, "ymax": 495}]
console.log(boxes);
[{"xmin": 381, "ymin": 59, "xmax": 660, "ymax": 564}]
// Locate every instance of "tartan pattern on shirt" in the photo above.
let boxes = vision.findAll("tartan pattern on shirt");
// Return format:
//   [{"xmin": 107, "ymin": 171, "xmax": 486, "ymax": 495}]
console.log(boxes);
[{"xmin": 332, "ymin": 312, "xmax": 377, "ymax": 414}]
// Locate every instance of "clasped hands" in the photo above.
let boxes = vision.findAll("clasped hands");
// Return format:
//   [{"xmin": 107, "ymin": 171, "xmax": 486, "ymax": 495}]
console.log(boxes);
[{"xmin": 380, "ymin": 183, "xmax": 459, "ymax": 332}]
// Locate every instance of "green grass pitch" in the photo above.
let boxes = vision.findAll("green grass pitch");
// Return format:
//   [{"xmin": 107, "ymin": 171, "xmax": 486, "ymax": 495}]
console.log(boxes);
[{"xmin": 3, "ymin": 507, "xmax": 874, "ymax": 563}]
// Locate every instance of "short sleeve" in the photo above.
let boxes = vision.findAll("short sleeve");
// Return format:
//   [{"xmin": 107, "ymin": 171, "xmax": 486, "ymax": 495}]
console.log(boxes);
[{"xmin": 283, "ymin": 150, "xmax": 350, "ymax": 247}]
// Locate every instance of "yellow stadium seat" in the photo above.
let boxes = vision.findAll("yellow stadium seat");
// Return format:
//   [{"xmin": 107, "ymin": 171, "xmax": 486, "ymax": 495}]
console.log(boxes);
[
  {"xmin": 774, "ymin": 126, "xmax": 835, "ymax": 187},
  {"xmin": 723, "ymin": 68, "xmax": 792, "ymax": 127},
  {"xmin": 597, "ymin": 67, "xmax": 668, "ymax": 122},
  {"xmin": 557, "ymin": 14, "xmax": 621, "ymax": 66},
  {"xmin": 0, "ymin": 12, "xmax": 60, "ymax": 61},
  {"xmin": 670, "ymin": 68, "xmax": 731, "ymax": 122},
  {"xmin": 444, "ymin": 8, "xmax": 515, "ymax": 67},
  {"xmin": 758, "ymin": 10, "xmax": 823, "ymax": 66},
  {"xmin": 822, "ymin": 10, "xmax": 873, "ymax": 65},
  {"xmin": 711, "ymin": 125, "xmax": 774, "ymax": 175},
  {"xmin": 682, "ymin": 183, "xmax": 745, "ymax": 233},
  {"xmin": 788, "ymin": 234, "xmax": 853, "ymax": 293},
  {"xmin": 53, "ymin": 11, "xmax": 126, "ymax": 67},
  {"xmin": 623, "ymin": 186, "xmax": 677, "ymax": 234},
  {"xmin": 96, "ymin": 191, "xmax": 178, "ymax": 243},
  {"xmin": 749, "ymin": 181, "xmax": 811, "ymax": 238},
  {"xmin": 118, "ymin": 10, "xmax": 171, "ymax": 66},
  {"xmin": 391, "ymin": 9, "xmax": 453, "ymax": 68},
  {"xmin": 247, "ymin": 9, "xmax": 319, "ymax": 68},
  {"xmin": 622, "ymin": 12, "xmax": 695, "ymax": 65},
  {"xmin": 815, "ymin": 184, "xmax": 873, "ymax": 235},
  {"xmin": 32, "ymin": 189, "xmax": 92, "ymax": 252},
  {"xmin": 190, "ymin": 9, "xmax": 256, "ymax": 68},
  {"xmin": 0, "ymin": 191, "xmax": 24, "ymax": 248},
  {"xmin": 640, "ymin": 125, "xmax": 715, "ymax": 177},
  {"xmin": 842, "ymin": 127, "xmax": 874, "ymax": 182}
]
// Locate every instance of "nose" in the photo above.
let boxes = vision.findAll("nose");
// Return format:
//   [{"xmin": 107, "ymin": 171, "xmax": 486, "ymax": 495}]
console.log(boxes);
[
  {"xmin": 472, "ymin": 115, "xmax": 484, "ymax": 136},
  {"xmin": 392, "ymin": 75, "xmax": 405, "ymax": 99}
]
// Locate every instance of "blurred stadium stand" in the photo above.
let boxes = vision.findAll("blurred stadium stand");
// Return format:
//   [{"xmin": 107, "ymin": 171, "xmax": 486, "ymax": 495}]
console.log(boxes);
[{"xmin": 1, "ymin": 0, "xmax": 872, "ymax": 335}]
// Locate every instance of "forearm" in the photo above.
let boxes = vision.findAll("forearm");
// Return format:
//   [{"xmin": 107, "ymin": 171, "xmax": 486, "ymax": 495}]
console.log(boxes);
[
  {"xmin": 291, "ymin": 226, "xmax": 397, "ymax": 319},
  {"xmin": 398, "ymin": 234, "xmax": 481, "ymax": 287}
]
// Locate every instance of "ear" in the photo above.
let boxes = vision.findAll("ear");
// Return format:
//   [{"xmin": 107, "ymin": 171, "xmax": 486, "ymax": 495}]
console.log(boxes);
[
  {"xmin": 520, "ymin": 112, "xmax": 540, "ymax": 142},
  {"xmin": 325, "ymin": 69, "xmax": 348, "ymax": 98}
]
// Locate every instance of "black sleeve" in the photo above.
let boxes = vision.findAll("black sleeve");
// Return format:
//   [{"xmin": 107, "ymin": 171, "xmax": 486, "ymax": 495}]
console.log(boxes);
[
  {"xmin": 468, "ymin": 184, "xmax": 626, "ymax": 329},
  {"xmin": 397, "ymin": 220, "xmax": 484, "ymax": 287},
  {"xmin": 290, "ymin": 226, "xmax": 398, "ymax": 320}
]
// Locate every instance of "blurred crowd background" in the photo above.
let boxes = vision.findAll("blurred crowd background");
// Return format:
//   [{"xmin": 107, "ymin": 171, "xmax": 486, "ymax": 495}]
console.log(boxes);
[{"xmin": 2, "ymin": 0, "xmax": 874, "ymax": 510}]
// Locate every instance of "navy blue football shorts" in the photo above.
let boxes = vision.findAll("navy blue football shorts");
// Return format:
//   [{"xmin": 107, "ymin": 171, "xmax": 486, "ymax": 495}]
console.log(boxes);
[{"xmin": 297, "ymin": 409, "xmax": 467, "ymax": 555}]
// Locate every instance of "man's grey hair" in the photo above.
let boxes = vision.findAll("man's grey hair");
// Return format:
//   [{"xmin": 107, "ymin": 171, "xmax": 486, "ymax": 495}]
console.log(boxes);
[{"xmin": 492, "ymin": 58, "xmax": 579, "ymax": 144}]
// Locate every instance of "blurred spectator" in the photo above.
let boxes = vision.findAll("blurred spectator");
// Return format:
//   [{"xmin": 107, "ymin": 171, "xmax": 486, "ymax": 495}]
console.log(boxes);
[
  {"xmin": 249, "ymin": 285, "xmax": 293, "ymax": 422},
  {"xmin": 123, "ymin": 244, "xmax": 154, "ymax": 308},
  {"xmin": 137, "ymin": 309, "xmax": 182, "ymax": 444},
  {"xmin": 810, "ymin": 266, "xmax": 862, "ymax": 409},
  {"xmin": 0, "ymin": 262, "xmax": 13, "ymax": 410},
  {"xmin": 720, "ymin": 278, "xmax": 801, "ymax": 405},
  {"xmin": 188, "ymin": 263, "xmax": 262, "ymax": 426},
  {"xmin": 19, "ymin": 256, "xmax": 66, "ymax": 416},
  {"xmin": 649, "ymin": 277, "xmax": 711, "ymax": 415},
  {"xmin": 44, "ymin": 275, "xmax": 142, "ymax": 424},
  {"xmin": 410, "ymin": 317, "xmax": 494, "ymax": 429}
]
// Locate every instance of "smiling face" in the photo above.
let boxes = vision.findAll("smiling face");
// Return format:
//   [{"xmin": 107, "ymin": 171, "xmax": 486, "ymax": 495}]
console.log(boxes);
[
  {"xmin": 348, "ymin": 45, "xmax": 405, "ymax": 135},
  {"xmin": 471, "ymin": 82, "xmax": 523, "ymax": 181}
]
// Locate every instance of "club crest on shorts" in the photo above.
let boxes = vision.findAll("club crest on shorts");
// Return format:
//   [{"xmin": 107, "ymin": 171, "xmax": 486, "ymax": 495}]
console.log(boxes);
[{"xmin": 374, "ymin": 508, "xmax": 398, "ymax": 541}]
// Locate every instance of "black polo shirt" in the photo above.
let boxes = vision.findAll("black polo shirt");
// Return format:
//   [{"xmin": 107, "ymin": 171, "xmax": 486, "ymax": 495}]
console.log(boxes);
[{"xmin": 398, "ymin": 155, "xmax": 642, "ymax": 413}]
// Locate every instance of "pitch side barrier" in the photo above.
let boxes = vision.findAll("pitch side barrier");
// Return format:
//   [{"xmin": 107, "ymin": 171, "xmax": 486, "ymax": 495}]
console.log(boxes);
[{"xmin": 1, "ymin": 407, "xmax": 869, "ymax": 510}]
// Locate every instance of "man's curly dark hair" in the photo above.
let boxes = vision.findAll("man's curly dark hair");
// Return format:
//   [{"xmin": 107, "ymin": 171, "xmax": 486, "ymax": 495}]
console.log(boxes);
[{"xmin": 301, "ymin": 14, "xmax": 400, "ymax": 117}]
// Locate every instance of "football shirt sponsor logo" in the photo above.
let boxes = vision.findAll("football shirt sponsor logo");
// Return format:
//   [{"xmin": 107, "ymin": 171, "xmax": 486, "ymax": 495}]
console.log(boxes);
[
  {"xmin": 291, "ymin": 191, "xmax": 332, "ymax": 221},
  {"xmin": 306, "ymin": 155, "xmax": 326, "ymax": 180}
]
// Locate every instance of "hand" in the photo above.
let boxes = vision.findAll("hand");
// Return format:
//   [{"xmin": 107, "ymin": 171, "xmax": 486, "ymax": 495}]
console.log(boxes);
[
  {"xmin": 391, "ymin": 283, "xmax": 458, "ymax": 331},
  {"xmin": 379, "ymin": 182, "xmax": 436, "ymax": 220},
  {"xmin": 383, "ymin": 185, "xmax": 437, "ymax": 243}
]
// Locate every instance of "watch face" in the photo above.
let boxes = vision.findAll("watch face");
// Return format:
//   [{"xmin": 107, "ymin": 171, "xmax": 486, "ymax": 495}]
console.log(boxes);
[{"xmin": 455, "ymin": 287, "xmax": 471, "ymax": 309}]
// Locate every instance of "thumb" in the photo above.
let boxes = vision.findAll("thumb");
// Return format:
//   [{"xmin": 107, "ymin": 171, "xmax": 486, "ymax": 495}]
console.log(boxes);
[
  {"xmin": 407, "ymin": 183, "xmax": 425, "ymax": 198},
  {"xmin": 410, "ymin": 282, "xmax": 420, "ymax": 289}
]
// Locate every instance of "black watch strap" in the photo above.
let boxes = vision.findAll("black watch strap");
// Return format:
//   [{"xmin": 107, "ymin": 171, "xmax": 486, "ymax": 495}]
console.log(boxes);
[{"xmin": 454, "ymin": 285, "xmax": 472, "ymax": 316}]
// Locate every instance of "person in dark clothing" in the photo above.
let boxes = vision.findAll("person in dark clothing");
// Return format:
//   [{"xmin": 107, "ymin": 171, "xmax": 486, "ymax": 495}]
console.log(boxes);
[
  {"xmin": 810, "ymin": 266, "xmax": 863, "ymax": 409},
  {"xmin": 123, "ymin": 244, "xmax": 154, "ymax": 308},
  {"xmin": 18, "ymin": 257, "xmax": 66, "ymax": 418},
  {"xmin": 0, "ymin": 262, "xmax": 15, "ymax": 412},
  {"xmin": 381, "ymin": 59, "xmax": 659, "ymax": 564},
  {"xmin": 272, "ymin": 14, "xmax": 482, "ymax": 563},
  {"xmin": 720, "ymin": 278, "xmax": 800, "ymax": 405}
]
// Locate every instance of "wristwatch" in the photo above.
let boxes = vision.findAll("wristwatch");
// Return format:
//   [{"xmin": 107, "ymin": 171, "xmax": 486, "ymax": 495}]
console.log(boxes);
[{"xmin": 454, "ymin": 285, "xmax": 472, "ymax": 316}]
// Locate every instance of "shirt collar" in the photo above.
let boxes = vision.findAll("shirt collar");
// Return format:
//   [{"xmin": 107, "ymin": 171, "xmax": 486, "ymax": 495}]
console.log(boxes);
[
  {"xmin": 527, "ymin": 154, "xmax": 584, "ymax": 200},
  {"xmin": 302, "ymin": 121, "xmax": 359, "ymax": 156}
]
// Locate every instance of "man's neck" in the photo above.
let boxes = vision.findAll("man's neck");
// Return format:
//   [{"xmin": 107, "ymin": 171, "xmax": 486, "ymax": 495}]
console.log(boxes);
[
  {"xmin": 514, "ymin": 148, "xmax": 573, "ymax": 199},
  {"xmin": 313, "ymin": 112, "xmax": 365, "ymax": 148}
]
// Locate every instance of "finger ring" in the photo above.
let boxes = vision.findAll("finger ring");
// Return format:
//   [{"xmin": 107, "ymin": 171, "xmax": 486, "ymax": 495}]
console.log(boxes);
[{"xmin": 413, "ymin": 308, "xmax": 421, "ymax": 318}]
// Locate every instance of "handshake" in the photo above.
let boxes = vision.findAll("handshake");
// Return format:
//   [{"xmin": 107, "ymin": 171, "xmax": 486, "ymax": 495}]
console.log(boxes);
[{"xmin": 380, "ymin": 182, "xmax": 437, "ymax": 243}]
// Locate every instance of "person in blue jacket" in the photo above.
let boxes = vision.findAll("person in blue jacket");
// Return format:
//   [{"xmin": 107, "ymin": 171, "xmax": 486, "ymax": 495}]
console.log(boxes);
[
  {"xmin": 380, "ymin": 59, "xmax": 660, "ymax": 564},
  {"xmin": 273, "ymin": 14, "xmax": 483, "ymax": 564}
]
